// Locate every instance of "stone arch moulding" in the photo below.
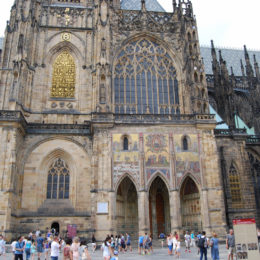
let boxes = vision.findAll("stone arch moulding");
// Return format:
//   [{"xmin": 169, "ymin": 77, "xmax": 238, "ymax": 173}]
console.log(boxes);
[
  {"xmin": 37, "ymin": 148, "xmax": 76, "ymax": 207},
  {"xmin": 178, "ymin": 172, "xmax": 201, "ymax": 191},
  {"xmin": 147, "ymin": 171, "xmax": 171, "ymax": 193},
  {"xmin": 112, "ymin": 32, "xmax": 183, "ymax": 79},
  {"xmin": 21, "ymin": 138, "xmax": 90, "ymax": 210},
  {"xmin": 114, "ymin": 172, "xmax": 139, "ymax": 193}
]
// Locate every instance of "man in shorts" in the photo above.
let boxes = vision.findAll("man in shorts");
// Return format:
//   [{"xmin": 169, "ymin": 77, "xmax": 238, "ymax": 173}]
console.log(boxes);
[
  {"xmin": 226, "ymin": 229, "xmax": 235, "ymax": 260},
  {"xmin": 138, "ymin": 234, "xmax": 144, "ymax": 255}
]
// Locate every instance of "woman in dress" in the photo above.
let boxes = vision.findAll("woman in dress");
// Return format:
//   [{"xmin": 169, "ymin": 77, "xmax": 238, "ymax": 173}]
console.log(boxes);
[
  {"xmin": 210, "ymin": 232, "xmax": 220, "ymax": 260},
  {"xmin": 30, "ymin": 240, "xmax": 37, "ymax": 260},
  {"xmin": 102, "ymin": 237, "xmax": 113, "ymax": 260},
  {"xmin": 80, "ymin": 240, "xmax": 91, "ymax": 260},
  {"xmin": 70, "ymin": 237, "xmax": 80, "ymax": 260}
]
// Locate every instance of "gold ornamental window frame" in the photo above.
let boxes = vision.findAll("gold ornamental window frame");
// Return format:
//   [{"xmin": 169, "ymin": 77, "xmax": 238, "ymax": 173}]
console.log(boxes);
[{"xmin": 51, "ymin": 50, "xmax": 76, "ymax": 99}]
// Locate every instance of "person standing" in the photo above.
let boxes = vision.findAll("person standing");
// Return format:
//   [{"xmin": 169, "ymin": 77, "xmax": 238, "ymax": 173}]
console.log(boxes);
[
  {"xmin": 36, "ymin": 233, "xmax": 44, "ymax": 260},
  {"xmin": 226, "ymin": 229, "xmax": 235, "ymax": 260},
  {"xmin": 210, "ymin": 232, "xmax": 220, "ymax": 260},
  {"xmin": 15, "ymin": 236, "xmax": 25, "ymax": 260},
  {"xmin": 198, "ymin": 231, "xmax": 209, "ymax": 260},
  {"xmin": 80, "ymin": 240, "xmax": 91, "ymax": 260},
  {"xmin": 191, "ymin": 231, "xmax": 195, "ymax": 247},
  {"xmin": 102, "ymin": 237, "xmax": 113, "ymax": 260},
  {"xmin": 50, "ymin": 236, "xmax": 61, "ymax": 260},
  {"xmin": 159, "ymin": 232, "xmax": 165, "ymax": 248},
  {"xmin": 11, "ymin": 238, "xmax": 17, "ymax": 260},
  {"xmin": 176, "ymin": 239, "xmax": 181, "ymax": 259},
  {"xmin": 0, "ymin": 235, "xmax": 6, "ymax": 256},
  {"xmin": 126, "ymin": 233, "xmax": 132, "ymax": 252},
  {"xmin": 184, "ymin": 231, "xmax": 191, "ymax": 253}
]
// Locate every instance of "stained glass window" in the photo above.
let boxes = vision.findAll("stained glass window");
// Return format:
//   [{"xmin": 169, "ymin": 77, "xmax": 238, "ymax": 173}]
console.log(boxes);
[
  {"xmin": 123, "ymin": 137, "xmax": 129, "ymax": 151},
  {"xmin": 51, "ymin": 51, "xmax": 76, "ymax": 98},
  {"xmin": 183, "ymin": 137, "xmax": 188, "ymax": 151},
  {"xmin": 46, "ymin": 158, "xmax": 70, "ymax": 199},
  {"xmin": 229, "ymin": 163, "xmax": 242, "ymax": 206},
  {"xmin": 113, "ymin": 39, "xmax": 179, "ymax": 114}
]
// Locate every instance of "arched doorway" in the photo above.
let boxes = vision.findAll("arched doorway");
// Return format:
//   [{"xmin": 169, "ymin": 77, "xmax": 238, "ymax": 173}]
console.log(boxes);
[
  {"xmin": 116, "ymin": 177, "xmax": 138, "ymax": 238},
  {"xmin": 149, "ymin": 176, "xmax": 171, "ymax": 237},
  {"xmin": 51, "ymin": 222, "xmax": 60, "ymax": 234},
  {"xmin": 180, "ymin": 176, "xmax": 202, "ymax": 232}
]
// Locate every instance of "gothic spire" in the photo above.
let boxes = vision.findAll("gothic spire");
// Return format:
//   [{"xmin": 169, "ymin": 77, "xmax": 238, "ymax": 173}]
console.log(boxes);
[{"xmin": 253, "ymin": 54, "xmax": 260, "ymax": 80}]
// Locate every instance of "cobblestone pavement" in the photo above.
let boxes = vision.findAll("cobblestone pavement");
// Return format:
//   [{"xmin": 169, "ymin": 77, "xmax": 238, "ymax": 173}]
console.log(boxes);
[{"xmin": 2, "ymin": 245, "xmax": 230, "ymax": 260}]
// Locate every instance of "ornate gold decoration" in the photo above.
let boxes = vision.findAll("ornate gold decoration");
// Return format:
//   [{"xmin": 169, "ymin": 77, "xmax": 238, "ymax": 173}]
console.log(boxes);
[
  {"xmin": 51, "ymin": 51, "xmax": 76, "ymax": 98},
  {"xmin": 61, "ymin": 32, "xmax": 71, "ymax": 41}
]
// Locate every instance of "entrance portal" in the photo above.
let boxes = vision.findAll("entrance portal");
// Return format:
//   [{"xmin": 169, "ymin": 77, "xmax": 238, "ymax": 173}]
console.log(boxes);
[
  {"xmin": 149, "ymin": 176, "xmax": 171, "ymax": 237},
  {"xmin": 51, "ymin": 222, "xmax": 60, "ymax": 234},
  {"xmin": 180, "ymin": 177, "xmax": 202, "ymax": 232},
  {"xmin": 116, "ymin": 177, "xmax": 138, "ymax": 238}
]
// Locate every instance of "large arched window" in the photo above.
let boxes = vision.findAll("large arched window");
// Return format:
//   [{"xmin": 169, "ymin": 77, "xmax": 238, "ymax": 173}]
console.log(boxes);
[
  {"xmin": 229, "ymin": 163, "xmax": 242, "ymax": 206},
  {"xmin": 47, "ymin": 158, "xmax": 70, "ymax": 199},
  {"xmin": 114, "ymin": 38, "xmax": 179, "ymax": 114},
  {"xmin": 51, "ymin": 51, "xmax": 76, "ymax": 98}
]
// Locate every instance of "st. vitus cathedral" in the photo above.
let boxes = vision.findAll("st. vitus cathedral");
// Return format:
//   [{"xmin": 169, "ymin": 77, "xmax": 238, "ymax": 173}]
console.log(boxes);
[{"xmin": 0, "ymin": 0, "xmax": 259, "ymax": 240}]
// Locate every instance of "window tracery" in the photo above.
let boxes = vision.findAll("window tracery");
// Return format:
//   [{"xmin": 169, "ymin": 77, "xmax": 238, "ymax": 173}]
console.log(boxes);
[
  {"xmin": 114, "ymin": 39, "xmax": 180, "ymax": 114},
  {"xmin": 229, "ymin": 163, "xmax": 242, "ymax": 206},
  {"xmin": 47, "ymin": 158, "xmax": 70, "ymax": 199},
  {"xmin": 51, "ymin": 51, "xmax": 76, "ymax": 98}
]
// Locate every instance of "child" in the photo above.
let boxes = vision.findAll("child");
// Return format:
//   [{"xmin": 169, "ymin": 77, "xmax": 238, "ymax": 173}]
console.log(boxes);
[
  {"xmin": 111, "ymin": 250, "xmax": 118, "ymax": 260},
  {"xmin": 25, "ymin": 237, "xmax": 32, "ymax": 260},
  {"xmin": 176, "ymin": 239, "xmax": 181, "ymax": 259},
  {"xmin": 31, "ymin": 240, "xmax": 37, "ymax": 260},
  {"xmin": 44, "ymin": 238, "xmax": 50, "ymax": 260}
]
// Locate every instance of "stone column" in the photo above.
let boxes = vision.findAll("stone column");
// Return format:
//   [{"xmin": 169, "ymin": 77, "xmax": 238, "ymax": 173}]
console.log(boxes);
[
  {"xmin": 170, "ymin": 190, "xmax": 181, "ymax": 233},
  {"xmin": 138, "ymin": 191, "xmax": 150, "ymax": 235}
]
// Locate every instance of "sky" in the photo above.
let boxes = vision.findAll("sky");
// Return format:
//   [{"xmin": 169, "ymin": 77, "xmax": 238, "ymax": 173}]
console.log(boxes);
[{"xmin": 0, "ymin": 0, "xmax": 259, "ymax": 50}]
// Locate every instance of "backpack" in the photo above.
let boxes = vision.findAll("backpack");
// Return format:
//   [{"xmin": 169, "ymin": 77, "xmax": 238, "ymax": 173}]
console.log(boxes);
[
  {"xmin": 198, "ymin": 237, "xmax": 206, "ymax": 248},
  {"xmin": 64, "ymin": 246, "xmax": 70, "ymax": 257}
]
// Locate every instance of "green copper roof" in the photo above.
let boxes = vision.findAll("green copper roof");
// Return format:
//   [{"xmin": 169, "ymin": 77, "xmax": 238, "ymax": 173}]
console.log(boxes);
[
  {"xmin": 235, "ymin": 114, "xmax": 255, "ymax": 135},
  {"xmin": 209, "ymin": 105, "xmax": 229, "ymax": 129}
]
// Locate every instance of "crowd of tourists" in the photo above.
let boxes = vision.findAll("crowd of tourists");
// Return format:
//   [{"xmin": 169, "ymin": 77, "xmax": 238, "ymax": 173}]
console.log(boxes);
[{"xmin": 0, "ymin": 227, "xmax": 256, "ymax": 260}]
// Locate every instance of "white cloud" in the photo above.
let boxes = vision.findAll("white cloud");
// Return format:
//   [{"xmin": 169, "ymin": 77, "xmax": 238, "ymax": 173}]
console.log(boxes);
[{"xmin": 1, "ymin": 0, "xmax": 259, "ymax": 49}]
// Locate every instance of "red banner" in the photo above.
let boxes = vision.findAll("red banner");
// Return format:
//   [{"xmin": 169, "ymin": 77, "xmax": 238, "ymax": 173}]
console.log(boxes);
[
  {"xmin": 67, "ymin": 224, "xmax": 77, "ymax": 238},
  {"xmin": 233, "ymin": 218, "xmax": 256, "ymax": 225}
]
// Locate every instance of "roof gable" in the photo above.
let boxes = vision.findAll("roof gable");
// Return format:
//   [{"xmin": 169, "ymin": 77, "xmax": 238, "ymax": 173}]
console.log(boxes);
[{"xmin": 121, "ymin": 0, "xmax": 165, "ymax": 12}]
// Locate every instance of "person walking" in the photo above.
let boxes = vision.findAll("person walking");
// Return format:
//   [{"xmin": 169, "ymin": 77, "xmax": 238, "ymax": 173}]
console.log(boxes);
[
  {"xmin": 191, "ymin": 231, "xmax": 195, "ymax": 247},
  {"xmin": 102, "ymin": 237, "xmax": 113, "ymax": 260},
  {"xmin": 126, "ymin": 233, "xmax": 132, "ymax": 252},
  {"xmin": 159, "ymin": 232, "xmax": 165, "ymax": 248},
  {"xmin": 25, "ymin": 237, "xmax": 32, "ymax": 260},
  {"xmin": 91, "ymin": 234, "xmax": 97, "ymax": 253},
  {"xmin": 50, "ymin": 236, "xmax": 61, "ymax": 260},
  {"xmin": 80, "ymin": 240, "xmax": 91, "ymax": 260},
  {"xmin": 0, "ymin": 235, "xmax": 6, "ymax": 256},
  {"xmin": 36, "ymin": 233, "xmax": 44, "ymax": 260},
  {"xmin": 138, "ymin": 234, "xmax": 144, "ymax": 255},
  {"xmin": 167, "ymin": 234, "xmax": 173, "ymax": 255},
  {"xmin": 210, "ymin": 232, "xmax": 220, "ymax": 260},
  {"xmin": 63, "ymin": 238, "xmax": 72, "ymax": 260},
  {"xmin": 30, "ymin": 240, "xmax": 37, "ymax": 260},
  {"xmin": 70, "ymin": 237, "xmax": 80, "ymax": 260},
  {"xmin": 176, "ymin": 239, "xmax": 181, "ymax": 259},
  {"xmin": 226, "ymin": 229, "xmax": 235, "ymax": 260},
  {"xmin": 15, "ymin": 236, "xmax": 25, "ymax": 260},
  {"xmin": 198, "ymin": 231, "xmax": 209, "ymax": 260}
]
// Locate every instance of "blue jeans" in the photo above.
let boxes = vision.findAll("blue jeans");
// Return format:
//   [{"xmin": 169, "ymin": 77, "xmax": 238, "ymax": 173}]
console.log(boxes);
[
  {"xmin": 25, "ymin": 248, "xmax": 31, "ymax": 260},
  {"xmin": 211, "ymin": 247, "xmax": 220, "ymax": 260},
  {"xmin": 51, "ymin": 257, "xmax": 58, "ymax": 260},
  {"xmin": 200, "ymin": 247, "xmax": 207, "ymax": 260}
]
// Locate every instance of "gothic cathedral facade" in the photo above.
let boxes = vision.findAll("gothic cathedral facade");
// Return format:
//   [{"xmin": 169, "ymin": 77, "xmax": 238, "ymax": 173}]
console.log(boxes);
[{"xmin": 0, "ymin": 0, "xmax": 259, "ymax": 240}]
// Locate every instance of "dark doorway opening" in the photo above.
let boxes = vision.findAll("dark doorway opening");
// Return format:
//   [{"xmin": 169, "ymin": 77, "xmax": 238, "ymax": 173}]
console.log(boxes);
[{"xmin": 51, "ymin": 222, "xmax": 60, "ymax": 234}]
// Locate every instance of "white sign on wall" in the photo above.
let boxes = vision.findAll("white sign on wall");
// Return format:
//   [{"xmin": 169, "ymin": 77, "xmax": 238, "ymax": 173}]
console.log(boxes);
[
  {"xmin": 233, "ymin": 218, "xmax": 260, "ymax": 260},
  {"xmin": 97, "ymin": 202, "xmax": 109, "ymax": 214}
]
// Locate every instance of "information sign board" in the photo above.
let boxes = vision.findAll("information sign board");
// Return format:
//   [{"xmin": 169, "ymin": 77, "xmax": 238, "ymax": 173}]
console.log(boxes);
[{"xmin": 233, "ymin": 218, "xmax": 260, "ymax": 260}]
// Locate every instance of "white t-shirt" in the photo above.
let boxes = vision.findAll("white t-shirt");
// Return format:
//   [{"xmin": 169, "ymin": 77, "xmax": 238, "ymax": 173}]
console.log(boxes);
[
  {"xmin": 176, "ymin": 241, "xmax": 181, "ymax": 250},
  {"xmin": 11, "ymin": 241, "xmax": 17, "ymax": 252},
  {"xmin": 167, "ymin": 237, "xmax": 173, "ymax": 246},
  {"xmin": 103, "ymin": 242, "xmax": 110, "ymax": 257},
  {"xmin": 184, "ymin": 234, "xmax": 191, "ymax": 242},
  {"xmin": 51, "ymin": 241, "xmax": 60, "ymax": 257}
]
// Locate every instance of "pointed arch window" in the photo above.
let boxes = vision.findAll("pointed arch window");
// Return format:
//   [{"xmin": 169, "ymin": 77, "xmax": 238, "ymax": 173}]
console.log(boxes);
[
  {"xmin": 47, "ymin": 158, "xmax": 70, "ymax": 199},
  {"xmin": 229, "ymin": 163, "xmax": 242, "ymax": 206},
  {"xmin": 183, "ymin": 136, "xmax": 188, "ymax": 151},
  {"xmin": 123, "ymin": 136, "xmax": 129, "ymax": 151},
  {"xmin": 51, "ymin": 51, "xmax": 76, "ymax": 98},
  {"xmin": 114, "ymin": 38, "xmax": 180, "ymax": 115}
]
